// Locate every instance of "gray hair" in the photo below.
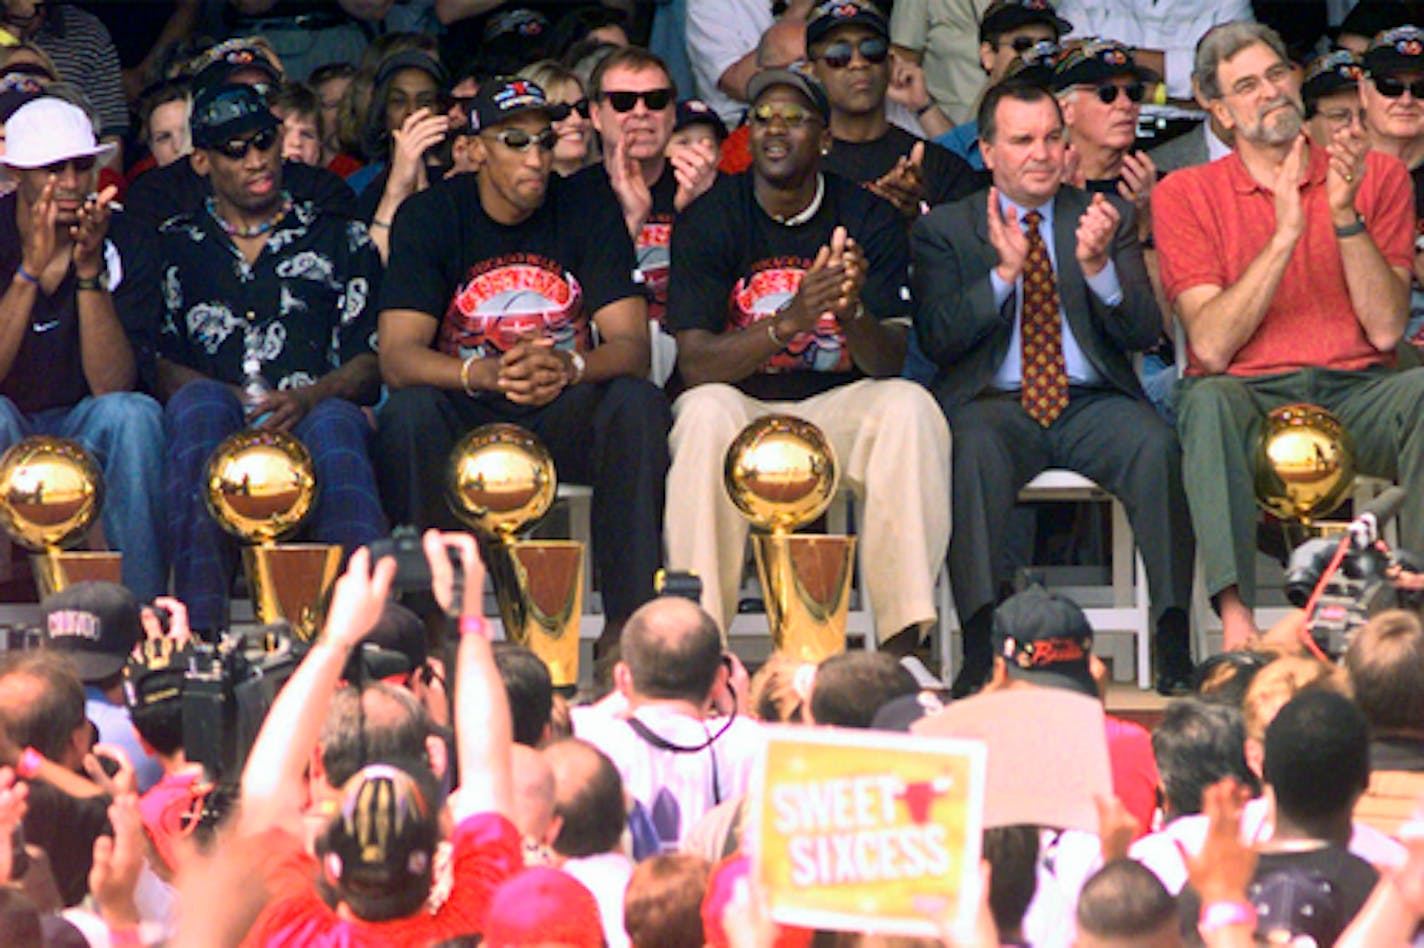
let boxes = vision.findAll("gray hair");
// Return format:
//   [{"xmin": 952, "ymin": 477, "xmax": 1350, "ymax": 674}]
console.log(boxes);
[{"xmin": 1193, "ymin": 21, "xmax": 1290, "ymax": 100}]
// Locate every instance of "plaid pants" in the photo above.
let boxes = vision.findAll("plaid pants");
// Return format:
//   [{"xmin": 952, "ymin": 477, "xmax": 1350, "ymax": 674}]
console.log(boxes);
[{"xmin": 164, "ymin": 379, "xmax": 386, "ymax": 631}]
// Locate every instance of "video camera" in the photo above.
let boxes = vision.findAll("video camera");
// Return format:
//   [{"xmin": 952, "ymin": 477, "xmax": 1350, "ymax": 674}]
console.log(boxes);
[{"xmin": 1282, "ymin": 487, "xmax": 1423, "ymax": 657}]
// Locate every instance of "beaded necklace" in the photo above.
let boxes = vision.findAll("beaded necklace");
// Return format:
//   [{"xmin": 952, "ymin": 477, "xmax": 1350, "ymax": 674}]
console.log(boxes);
[{"xmin": 206, "ymin": 191, "xmax": 293, "ymax": 238}]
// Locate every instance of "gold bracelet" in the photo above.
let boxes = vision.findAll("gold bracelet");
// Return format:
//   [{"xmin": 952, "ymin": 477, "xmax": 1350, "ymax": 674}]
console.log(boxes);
[
  {"xmin": 460, "ymin": 355, "xmax": 477, "ymax": 396},
  {"xmin": 767, "ymin": 318, "xmax": 789, "ymax": 348}
]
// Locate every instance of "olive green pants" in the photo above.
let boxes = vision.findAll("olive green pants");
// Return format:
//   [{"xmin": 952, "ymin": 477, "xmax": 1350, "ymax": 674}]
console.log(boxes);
[{"xmin": 1177, "ymin": 366, "xmax": 1424, "ymax": 605}]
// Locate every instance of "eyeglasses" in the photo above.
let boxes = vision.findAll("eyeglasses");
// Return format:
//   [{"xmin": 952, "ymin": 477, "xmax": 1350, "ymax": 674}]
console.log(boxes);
[
  {"xmin": 816, "ymin": 36, "xmax": 890, "ymax": 69},
  {"xmin": 211, "ymin": 126, "xmax": 279, "ymax": 160},
  {"xmin": 1090, "ymin": 82, "xmax": 1145, "ymax": 104},
  {"xmin": 39, "ymin": 155, "xmax": 96, "ymax": 175},
  {"xmin": 999, "ymin": 35, "xmax": 1044, "ymax": 53},
  {"xmin": 1319, "ymin": 106, "xmax": 1365, "ymax": 128},
  {"xmin": 1374, "ymin": 75, "xmax": 1424, "ymax": 99},
  {"xmin": 601, "ymin": 88, "xmax": 673, "ymax": 112},
  {"xmin": 490, "ymin": 127, "xmax": 557, "ymax": 151},
  {"xmin": 567, "ymin": 97, "xmax": 590, "ymax": 118},
  {"xmin": 749, "ymin": 102, "xmax": 819, "ymax": 127}
]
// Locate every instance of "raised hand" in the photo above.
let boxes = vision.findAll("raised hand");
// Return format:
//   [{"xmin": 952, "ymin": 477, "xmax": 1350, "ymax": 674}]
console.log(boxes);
[
  {"xmin": 70, "ymin": 184, "xmax": 117, "ymax": 280},
  {"xmin": 89, "ymin": 794, "xmax": 145, "ymax": 927},
  {"xmin": 320, "ymin": 547, "xmax": 396, "ymax": 652},
  {"xmin": 607, "ymin": 134, "xmax": 653, "ymax": 235},
  {"xmin": 986, "ymin": 187, "xmax": 1030, "ymax": 283},
  {"xmin": 887, "ymin": 53, "xmax": 932, "ymax": 117},
  {"xmin": 782, "ymin": 242, "xmax": 845, "ymax": 335},
  {"xmin": 387, "ymin": 108, "xmax": 446, "ymax": 200},
  {"xmin": 1325, "ymin": 121, "xmax": 1368, "ymax": 220},
  {"xmin": 19, "ymin": 176, "xmax": 58, "ymax": 278},
  {"xmin": 421, "ymin": 528, "xmax": 486, "ymax": 618},
  {"xmin": 1075, "ymin": 192, "xmax": 1121, "ymax": 276},
  {"xmin": 1273, "ymin": 135, "xmax": 1309, "ymax": 246},
  {"xmin": 671, "ymin": 138, "xmax": 718, "ymax": 212},
  {"xmin": 867, "ymin": 141, "xmax": 927, "ymax": 218},
  {"xmin": 834, "ymin": 230, "xmax": 867, "ymax": 321},
  {"xmin": 1180, "ymin": 778, "xmax": 1256, "ymax": 906}
]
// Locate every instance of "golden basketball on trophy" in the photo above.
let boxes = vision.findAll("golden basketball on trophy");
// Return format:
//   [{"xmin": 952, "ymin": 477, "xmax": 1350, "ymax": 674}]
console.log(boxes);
[
  {"xmin": 0, "ymin": 435, "xmax": 121, "ymax": 596},
  {"xmin": 205, "ymin": 430, "xmax": 340, "ymax": 639},
  {"xmin": 725, "ymin": 415, "xmax": 853, "ymax": 663},
  {"xmin": 1255, "ymin": 403, "xmax": 1356, "ymax": 524},
  {"xmin": 447, "ymin": 424, "xmax": 582, "ymax": 688}
]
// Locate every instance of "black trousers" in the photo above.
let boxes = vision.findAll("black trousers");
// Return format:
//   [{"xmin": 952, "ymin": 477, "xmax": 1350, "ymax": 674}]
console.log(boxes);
[
  {"xmin": 377, "ymin": 380, "xmax": 672, "ymax": 623},
  {"xmin": 944, "ymin": 388, "xmax": 1195, "ymax": 635}
]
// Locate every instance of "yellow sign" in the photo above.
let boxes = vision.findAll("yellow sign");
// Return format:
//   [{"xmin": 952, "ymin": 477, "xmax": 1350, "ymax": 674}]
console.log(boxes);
[{"xmin": 751, "ymin": 725, "xmax": 987, "ymax": 937}]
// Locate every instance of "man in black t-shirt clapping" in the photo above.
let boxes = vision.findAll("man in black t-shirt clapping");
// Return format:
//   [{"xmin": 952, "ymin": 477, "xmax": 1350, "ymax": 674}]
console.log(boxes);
[
  {"xmin": 377, "ymin": 77, "xmax": 672, "ymax": 656},
  {"xmin": 665, "ymin": 69, "xmax": 950, "ymax": 657}
]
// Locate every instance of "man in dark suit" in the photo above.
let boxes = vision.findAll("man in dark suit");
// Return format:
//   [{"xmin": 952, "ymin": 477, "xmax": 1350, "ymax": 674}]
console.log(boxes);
[{"xmin": 911, "ymin": 79, "xmax": 1194, "ymax": 696}]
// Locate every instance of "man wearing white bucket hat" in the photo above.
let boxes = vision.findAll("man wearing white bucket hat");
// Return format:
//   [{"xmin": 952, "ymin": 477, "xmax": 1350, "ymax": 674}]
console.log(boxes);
[{"xmin": 0, "ymin": 96, "xmax": 165, "ymax": 599}]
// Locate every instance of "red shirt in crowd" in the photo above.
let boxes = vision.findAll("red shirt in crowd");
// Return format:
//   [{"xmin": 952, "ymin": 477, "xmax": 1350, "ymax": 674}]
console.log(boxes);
[
  {"xmin": 242, "ymin": 811, "xmax": 523, "ymax": 947},
  {"xmin": 1154, "ymin": 145, "xmax": 1414, "ymax": 377}
]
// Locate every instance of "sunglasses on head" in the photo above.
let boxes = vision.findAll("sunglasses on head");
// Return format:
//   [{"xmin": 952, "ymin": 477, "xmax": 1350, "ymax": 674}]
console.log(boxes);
[
  {"xmin": 1090, "ymin": 81, "xmax": 1145, "ymax": 104},
  {"xmin": 211, "ymin": 126, "xmax": 279, "ymax": 160},
  {"xmin": 601, "ymin": 87, "xmax": 674, "ymax": 112},
  {"xmin": 1375, "ymin": 75, "xmax": 1424, "ymax": 99},
  {"xmin": 491, "ymin": 126, "xmax": 557, "ymax": 151},
  {"xmin": 817, "ymin": 35, "xmax": 890, "ymax": 69},
  {"xmin": 749, "ymin": 102, "xmax": 819, "ymax": 127},
  {"xmin": 40, "ymin": 155, "xmax": 96, "ymax": 175}
]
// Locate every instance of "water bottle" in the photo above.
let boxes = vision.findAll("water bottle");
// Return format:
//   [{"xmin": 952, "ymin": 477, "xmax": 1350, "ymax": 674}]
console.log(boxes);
[{"xmin": 242, "ymin": 355, "xmax": 273, "ymax": 427}]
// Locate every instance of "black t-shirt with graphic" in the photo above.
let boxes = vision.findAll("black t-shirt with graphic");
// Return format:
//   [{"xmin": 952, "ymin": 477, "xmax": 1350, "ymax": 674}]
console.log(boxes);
[
  {"xmin": 155, "ymin": 200, "xmax": 381, "ymax": 389},
  {"xmin": 822, "ymin": 125, "xmax": 981, "ymax": 209},
  {"xmin": 570, "ymin": 162, "xmax": 678, "ymax": 325},
  {"xmin": 667, "ymin": 170, "xmax": 910, "ymax": 401},
  {"xmin": 379, "ymin": 169, "xmax": 638, "ymax": 397}
]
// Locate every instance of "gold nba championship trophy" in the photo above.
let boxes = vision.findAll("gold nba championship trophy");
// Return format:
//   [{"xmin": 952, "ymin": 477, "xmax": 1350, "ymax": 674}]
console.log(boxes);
[
  {"xmin": 0, "ymin": 436, "xmax": 121, "ymax": 596},
  {"xmin": 205, "ymin": 430, "xmax": 341, "ymax": 639},
  {"xmin": 725, "ymin": 415, "xmax": 851, "ymax": 663},
  {"xmin": 1255, "ymin": 403, "xmax": 1357, "ymax": 543},
  {"xmin": 447, "ymin": 424, "xmax": 583, "ymax": 688}
]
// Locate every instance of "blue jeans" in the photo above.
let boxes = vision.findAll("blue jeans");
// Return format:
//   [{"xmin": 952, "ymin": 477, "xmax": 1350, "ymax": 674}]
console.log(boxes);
[
  {"xmin": 0, "ymin": 393, "xmax": 166, "ymax": 600},
  {"xmin": 164, "ymin": 380, "xmax": 386, "ymax": 631}
]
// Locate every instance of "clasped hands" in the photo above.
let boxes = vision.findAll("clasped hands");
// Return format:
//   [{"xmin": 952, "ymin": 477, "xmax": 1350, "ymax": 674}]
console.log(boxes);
[{"xmin": 776, "ymin": 225, "xmax": 866, "ymax": 338}]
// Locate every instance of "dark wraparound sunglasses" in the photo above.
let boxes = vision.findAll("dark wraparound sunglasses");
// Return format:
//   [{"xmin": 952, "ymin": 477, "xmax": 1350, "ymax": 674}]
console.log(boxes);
[
  {"xmin": 211, "ymin": 126, "xmax": 279, "ymax": 160},
  {"xmin": 601, "ymin": 88, "xmax": 673, "ymax": 112},
  {"xmin": 1091, "ymin": 82, "xmax": 1145, "ymax": 104},
  {"xmin": 1375, "ymin": 75, "xmax": 1424, "ymax": 99},
  {"xmin": 817, "ymin": 36, "xmax": 890, "ymax": 68}
]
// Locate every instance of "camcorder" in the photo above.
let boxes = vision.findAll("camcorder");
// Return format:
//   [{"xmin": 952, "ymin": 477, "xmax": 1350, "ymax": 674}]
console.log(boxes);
[{"xmin": 1283, "ymin": 487, "xmax": 1423, "ymax": 657}]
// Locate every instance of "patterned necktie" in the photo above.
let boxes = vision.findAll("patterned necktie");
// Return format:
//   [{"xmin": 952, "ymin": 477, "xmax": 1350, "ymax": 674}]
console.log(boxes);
[{"xmin": 1019, "ymin": 210, "xmax": 1069, "ymax": 427}]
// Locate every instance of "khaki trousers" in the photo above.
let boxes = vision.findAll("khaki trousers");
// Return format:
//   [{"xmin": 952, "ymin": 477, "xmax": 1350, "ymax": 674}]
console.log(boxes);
[{"xmin": 666, "ymin": 379, "xmax": 952, "ymax": 642}]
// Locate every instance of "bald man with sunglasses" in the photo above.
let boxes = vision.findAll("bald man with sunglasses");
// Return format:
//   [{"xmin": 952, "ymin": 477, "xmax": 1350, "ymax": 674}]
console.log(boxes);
[{"xmin": 378, "ymin": 77, "xmax": 671, "ymax": 662}]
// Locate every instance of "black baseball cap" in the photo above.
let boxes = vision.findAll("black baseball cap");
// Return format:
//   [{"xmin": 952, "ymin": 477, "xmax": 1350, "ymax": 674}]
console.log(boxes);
[
  {"xmin": 979, "ymin": 0, "xmax": 1072, "ymax": 44},
  {"xmin": 464, "ymin": 75, "xmax": 567, "ymax": 133},
  {"xmin": 190, "ymin": 82, "xmax": 279, "ymax": 149},
  {"xmin": 1051, "ymin": 37, "xmax": 1161, "ymax": 91},
  {"xmin": 1363, "ymin": 25, "xmax": 1424, "ymax": 76},
  {"xmin": 990, "ymin": 585, "xmax": 1097, "ymax": 697},
  {"xmin": 190, "ymin": 42, "xmax": 281, "ymax": 95},
  {"xmin": 40, "ymin": 581, "xmax": 142, "ymax": 683},
  {"xmin": 674, "ymin": 97, "xmax": 729, "ymax": 141},
  {"xmin": 1003, "ymin": 39, "xmax": 1062, "ymax": 87},
  {"xmin": 806, "ymin": 0, "xmax": 889, "ymax": 48},
  {"xmin": 747, "ymin": 67, "xmax": 832, "ymax": 122},
  {"xmin": 374, "ymin": 49, "xmax": 447, "ymax": 91},
  {"xmin": 1302, "ymin": 49, "xmax": 1363, "ymax": 107}
]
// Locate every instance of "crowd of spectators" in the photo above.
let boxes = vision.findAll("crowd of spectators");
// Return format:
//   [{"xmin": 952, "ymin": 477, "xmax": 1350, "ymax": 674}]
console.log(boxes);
[{"xmin": 2, "ymin": 0, "xmax": 1424, "ymax": 944}]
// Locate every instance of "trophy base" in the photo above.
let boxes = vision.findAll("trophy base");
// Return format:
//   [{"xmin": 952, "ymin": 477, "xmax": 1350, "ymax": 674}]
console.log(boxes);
[
  {"xmin": 242, "ymin": 543, "xmax": 343, "ymax": 641},
  {"xmin": 31, "ymin": 550, "xmax": 123, "ymax": 599},
  {"xmin": 753, "ymin": 533, "xmax": 856, "ymax": 664},
  {"xmin": 490, "ymin": 539, "xmax": 583, "ymax": 688}
]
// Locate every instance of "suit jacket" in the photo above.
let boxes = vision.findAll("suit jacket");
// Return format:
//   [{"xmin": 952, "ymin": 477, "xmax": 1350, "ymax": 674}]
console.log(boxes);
[
  {"xmin": 1148, "ymin": 123, "xmax": 1210, "ymax": 175},
  {"xmin": 910, "ymin": 185, "xmax": 1161, "ymax": 410}
]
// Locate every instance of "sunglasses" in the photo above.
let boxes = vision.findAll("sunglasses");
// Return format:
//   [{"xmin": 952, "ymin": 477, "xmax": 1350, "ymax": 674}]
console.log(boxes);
[
  {"xmin": 211, "ymin": 126, "xmax": 279, "ymax": 160},
  {"xmin": 750, "ymin": 102, "xmax": 819, "ymax": 127},
  {"xmin": 40, "ymin": 155, "xmax": 96, "ymax": 175},
  {"xmin": 817, "ymin": 36, "xmax": 890, "ymax": 69},
  {"xmin": 1090, "ymin": 81, "xmax": 1145, "ymax": 104},
  {"xmin": 601, "ymin": 88, "xmax": 673, "ymax": 112},
  {"xmin": 1001, "ymin": 35, "xmax": 1043, "ymax": 53},
  {"xmin": 567, "ymin": 97, "xmax": 590, "ymax": 118},
  {"xmin": 1375, "ymin": 75, "xmax": 1424, "ymax": 99},
  {"xmin": 491, "ymin": 127, "xmax": 557, "ymax": 152}
]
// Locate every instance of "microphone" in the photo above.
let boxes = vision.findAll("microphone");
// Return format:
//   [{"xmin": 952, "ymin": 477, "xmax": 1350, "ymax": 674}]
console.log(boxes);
[{"xmin": 1349, "ymin": 486, "xmax": 1407, "ymax": 548}]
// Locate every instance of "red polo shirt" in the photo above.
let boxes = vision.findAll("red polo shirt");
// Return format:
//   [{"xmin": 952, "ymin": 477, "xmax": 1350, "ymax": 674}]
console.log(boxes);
[{"xmin": 1154, "ymin": 144, "xmax": 1414, "ymax": 377}]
